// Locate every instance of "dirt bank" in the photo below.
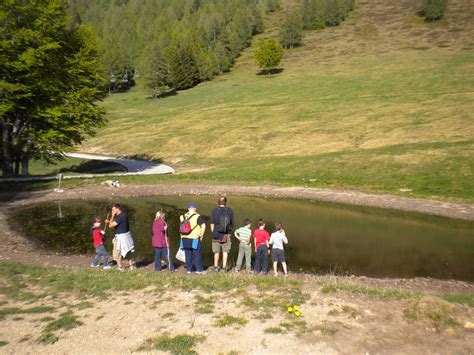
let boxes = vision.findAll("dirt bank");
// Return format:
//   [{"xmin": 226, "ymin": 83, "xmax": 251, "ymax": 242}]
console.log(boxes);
[{"xmin": 2, "ymin": 183, "xmax": 474, "ymax": 220}]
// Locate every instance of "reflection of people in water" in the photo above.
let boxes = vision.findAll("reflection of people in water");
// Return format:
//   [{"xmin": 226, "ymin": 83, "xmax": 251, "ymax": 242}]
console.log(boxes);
[
  {"xmin": 152, "ymin": 210, "xmax": 174, "ymax": 271},
  {"xmin": 106, "ymin": 204, "xmax": 135, "ymax": 271}
]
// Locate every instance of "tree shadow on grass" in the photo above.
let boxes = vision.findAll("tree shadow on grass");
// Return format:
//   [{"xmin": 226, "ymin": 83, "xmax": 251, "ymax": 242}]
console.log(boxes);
[
  {"xmin": 60, "ymin": 160, "xmax": 128, "ymax": 174},
  {"xmin": 257, "ymin": 68, "xmax": 284, "ymax": 76},
  {"xmin": 121, "ymin": 154, "xmax": 163, "ymax": 164},
  {"xmin": 146, "ymin": 90, "xmax": 177, "ymax": 99}
]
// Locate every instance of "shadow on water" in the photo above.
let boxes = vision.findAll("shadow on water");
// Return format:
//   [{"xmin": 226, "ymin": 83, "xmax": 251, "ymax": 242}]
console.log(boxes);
[{"xmin": 6, "ymin": 195, "xmax": 474, "ymax": 281}]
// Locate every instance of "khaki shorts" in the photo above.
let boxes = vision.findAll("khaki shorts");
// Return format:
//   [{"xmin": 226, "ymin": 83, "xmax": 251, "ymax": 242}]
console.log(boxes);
[
  {"xmin": 113, "ymin": 245, "xmax": 121, "ymax": 261},
  {"xmin": 212, "ymin": 237, "xmax": 232, "ymax": 254}
]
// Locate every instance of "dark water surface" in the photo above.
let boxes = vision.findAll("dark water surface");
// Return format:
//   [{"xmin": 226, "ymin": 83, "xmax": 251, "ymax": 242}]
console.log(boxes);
[{"xmin": 8, "ymin": 195, "xmax": 474, "ymax": 281}]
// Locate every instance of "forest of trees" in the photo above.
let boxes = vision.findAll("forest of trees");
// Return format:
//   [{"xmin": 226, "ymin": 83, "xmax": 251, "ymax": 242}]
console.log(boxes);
[
  {"xmin": 1, "ymin": 0, "xmax": 356, "ymax": 176},
  {"xmin": 67, "ymin": 0, "xmax": 265, "ymax": 96},
  {"xmin": 67, "ymin": 0, "xmax": 355, "ymax": 95}
]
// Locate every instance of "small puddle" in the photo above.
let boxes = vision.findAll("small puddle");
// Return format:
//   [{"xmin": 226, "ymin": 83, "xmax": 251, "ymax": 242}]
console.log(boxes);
[{"xmin": 8, "ymin": 195, "xmax": 474, "ymax": 281}]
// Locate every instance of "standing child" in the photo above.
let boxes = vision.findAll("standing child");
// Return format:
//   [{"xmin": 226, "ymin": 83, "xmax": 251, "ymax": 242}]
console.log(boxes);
[
  {"xmin": 91, "ymin": 218, "xmax": 111, "ymax": 269},
  {"xmin": 234, "ymin": 219, "xmax": 252, "ymax": 272},
  {"xmin": 252, "ymin": 219, "xmax": 270, "ymax": 274},
  {"xmin": 269, "ymin": 223, "xmax": 288, "ymax": 277}
]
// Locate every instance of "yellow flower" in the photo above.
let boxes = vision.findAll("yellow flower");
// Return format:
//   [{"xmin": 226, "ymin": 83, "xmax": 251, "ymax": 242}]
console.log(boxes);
[
  {"xmin": 295, "ymin": 311, "xmax": 301, "ymax": 317},
  {"xmin": 293, "ymin": 305, "xmax": 299, "ymax": 311},
  {"xmin": 287, "ymin": 306, "xmax": 293, "ymax": 313}
]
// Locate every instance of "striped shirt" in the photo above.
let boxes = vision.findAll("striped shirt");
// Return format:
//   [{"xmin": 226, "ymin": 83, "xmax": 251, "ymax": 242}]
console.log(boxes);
[{"xmin": 235, "ymin": 226, "xmax": 252, "ymax": 244}]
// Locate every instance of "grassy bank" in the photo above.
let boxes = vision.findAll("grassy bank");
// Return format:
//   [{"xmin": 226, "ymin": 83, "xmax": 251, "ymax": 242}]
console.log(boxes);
[
  {"xmin": 1, "ymin": 262, "xmax": 472, "ymax": 306},
  {"xmin": 73, "ymin": 0, "xmax": 474, "ymax": 201}
]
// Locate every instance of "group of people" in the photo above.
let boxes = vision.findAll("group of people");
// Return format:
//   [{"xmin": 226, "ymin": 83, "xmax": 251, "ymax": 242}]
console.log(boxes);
[
  {"xmin": 90, "ymin": 203, "xmax": 135, "ymax": 272},
  {"xmin": 90, "ymin": 196, "xmax": 289, "ymax": 276}
]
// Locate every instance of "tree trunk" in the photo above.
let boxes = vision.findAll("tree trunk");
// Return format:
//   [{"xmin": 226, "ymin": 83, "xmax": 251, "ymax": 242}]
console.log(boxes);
[
  {"xmin": 20, "ymin": 155, "xmax": 30, "ymax": 176},
  {"xmin": 20, "ymin": 140, "xmax": 32, "ymax": 176},
  {"xmin": 1, "ymin": 118, "xmax": 13, "ymax": 177},
  {"xmin": 14, "ymin": 159, "xmax": 20, "ymax": 176}
]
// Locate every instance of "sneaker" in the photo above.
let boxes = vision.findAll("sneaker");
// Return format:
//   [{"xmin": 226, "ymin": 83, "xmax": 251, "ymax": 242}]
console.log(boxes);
[
  {"xmin": 187, "ymin": 271, "xmax": 192, "ymax": 274},
  {"xmin": 212, "ymin": 266, "xmax": 219, "ymax": 272},
  {"xmin": 234, "ymin": 268, "xmax": 240, "ymax": 272},
  {"xmin": 103, "ymin": 266, "xmax": 111, "ymax": 270},
  {"xmin": 90, "ymin": 264, "xmax": 99, "ymax": 268}
]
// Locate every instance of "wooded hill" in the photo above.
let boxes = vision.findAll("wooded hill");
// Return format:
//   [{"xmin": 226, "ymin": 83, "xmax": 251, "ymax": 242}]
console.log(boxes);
[{"xmin": 67, "ymin": 0, "xmax": 354, "ymax": 94}]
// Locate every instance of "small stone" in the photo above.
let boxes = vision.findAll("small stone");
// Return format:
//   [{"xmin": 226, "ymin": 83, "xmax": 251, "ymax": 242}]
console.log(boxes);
[{"xmin": 399, "ymin": 188, "xmax": 412, "ymax": 192}]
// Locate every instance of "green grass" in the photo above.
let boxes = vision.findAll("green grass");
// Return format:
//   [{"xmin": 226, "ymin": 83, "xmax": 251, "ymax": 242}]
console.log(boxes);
[
  {"xmin": 404, "ymin": 297, "xmax": 460, "ymax": 329},
  {"xmin": 70, "ymin": 0, "xmax": 474, "ymax": 202},
  {"xmin": 139, "ymin": 334, "xmax": 205, "ymax": 354},
  {"xmin": 214, "ymin": 314, "xmax": 248, "ymax": 327},
  {"xmin": 317, "ymin": 277, "xmax": 474, "ymax": 309},
  {"xmin": 1, "ymin": 1, "xmax": 472, "ymax": 201},
  {"xmin": 37, "ymin": 332, "xmax": 59, "ymax": 345},
  {"xmin": 0, "ymin": 262, "xmax": 301, "ymax": 298},
  {"xmin": 0, "ymin": 341, "xmax": 8, "ymax": 347},
  {"xmin": 44, "ymin": 311, "xmax": 83, "ymax": 332},
  {"xmin": 195, "ymin": 305, "xmax": 213, "ymax": 314},
  {"xmin": 264, "ymin": 326, "xmax": 284, "ymax": 334}
]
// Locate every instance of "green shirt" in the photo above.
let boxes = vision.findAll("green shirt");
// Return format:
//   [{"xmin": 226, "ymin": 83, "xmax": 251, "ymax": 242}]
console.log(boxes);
[{"xmin": 235, "ymin": 226, "xmax": 252, "ymax": 244}]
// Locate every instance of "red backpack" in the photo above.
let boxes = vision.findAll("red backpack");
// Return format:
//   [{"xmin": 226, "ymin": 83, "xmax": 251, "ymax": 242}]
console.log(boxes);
[{"xmin": 179, "ymin": 214, "xmax": 197, "ymax": 235}]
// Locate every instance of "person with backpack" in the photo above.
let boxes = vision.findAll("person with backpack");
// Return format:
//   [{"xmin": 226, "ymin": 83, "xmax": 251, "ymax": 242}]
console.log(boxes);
[
  {"xmin": 179, "ymin": 202, "xmax": 206, "ymax": 274},
  {"xmin": 210, "ymin": 196, "xmax": 234, "ymax": 272}
]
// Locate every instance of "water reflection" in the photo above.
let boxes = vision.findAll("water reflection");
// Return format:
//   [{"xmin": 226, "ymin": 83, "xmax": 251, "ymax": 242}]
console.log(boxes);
[{"xmin": 7, "ymin": 195, "xmax": 474, "ymax": 281}]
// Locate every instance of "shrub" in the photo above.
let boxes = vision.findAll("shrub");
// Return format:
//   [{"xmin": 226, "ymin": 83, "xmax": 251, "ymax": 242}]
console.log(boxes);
[
  {"xmin": 255, "ymin": 39, "xmax": 284, "ymax": 73},
  {"xmin": 421, "ymin": 0, "xmax": 448, "ymax": 21}
]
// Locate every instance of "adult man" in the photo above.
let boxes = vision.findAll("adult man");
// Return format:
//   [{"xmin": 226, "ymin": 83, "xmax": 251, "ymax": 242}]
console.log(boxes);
[
  {"xmin": 179, "ymin": 202, "xmax": 206, "ymax": 274},
  {"xmin": 210, "ymin": 196, "xmax": 234, "ymax": 272},
  {"xmin": 106, "ymin": 204, "xmax": 135, "ymax": 271}
]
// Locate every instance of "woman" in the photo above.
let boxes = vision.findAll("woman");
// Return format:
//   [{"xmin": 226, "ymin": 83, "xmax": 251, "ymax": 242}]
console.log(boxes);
[{"xmin": 152, "ymin": 211, "xmax": 174, "ymax": 271}]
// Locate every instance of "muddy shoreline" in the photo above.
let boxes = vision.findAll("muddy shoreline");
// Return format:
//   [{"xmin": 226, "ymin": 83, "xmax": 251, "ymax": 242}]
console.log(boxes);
[{"xmin": 1, "ymin": 182, "xmax": 474, "ymax": 220}]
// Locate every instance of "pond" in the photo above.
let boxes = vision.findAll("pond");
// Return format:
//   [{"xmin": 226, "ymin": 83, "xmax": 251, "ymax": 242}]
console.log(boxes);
[{"xmin": 8, "ymin": 195, "xmax": 474, "ymax": 281}]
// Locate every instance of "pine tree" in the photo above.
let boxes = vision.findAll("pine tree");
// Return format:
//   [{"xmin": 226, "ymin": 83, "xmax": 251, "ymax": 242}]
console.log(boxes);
[
  {"xmin": 143, "ymin": 41, "xmax": 172, "ymax": 97},
  {"xmin": 324, "ymin": 0, "xmax": 342, "ymax": 27},
  {"xmin": 422, "ymin": 0, "xmax": 448, "ymax": 21},
  {"xmin": 170, "ymin": 45, "xmax": 199, "ymax": 90},
  {"xmin": 280, "ymin": 10, "xmax": 304, "ymax": 49}
]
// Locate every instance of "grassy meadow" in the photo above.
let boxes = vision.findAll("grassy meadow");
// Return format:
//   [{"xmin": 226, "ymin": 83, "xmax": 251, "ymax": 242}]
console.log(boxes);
[{"xmin": 77, "ymin": 0, "xmax": 473, "ymax": 200}]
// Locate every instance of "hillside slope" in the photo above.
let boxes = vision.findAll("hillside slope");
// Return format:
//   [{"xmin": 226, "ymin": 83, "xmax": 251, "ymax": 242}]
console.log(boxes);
[{"xmin": 81, "ymin": 0, "xmax": 474, "ymax": 200}]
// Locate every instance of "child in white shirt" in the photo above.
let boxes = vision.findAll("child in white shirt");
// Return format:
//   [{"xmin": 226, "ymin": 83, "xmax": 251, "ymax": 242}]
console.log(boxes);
[{"xmin": 269, "ymin": 222, "xmax": 288, "ymax": 276}]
